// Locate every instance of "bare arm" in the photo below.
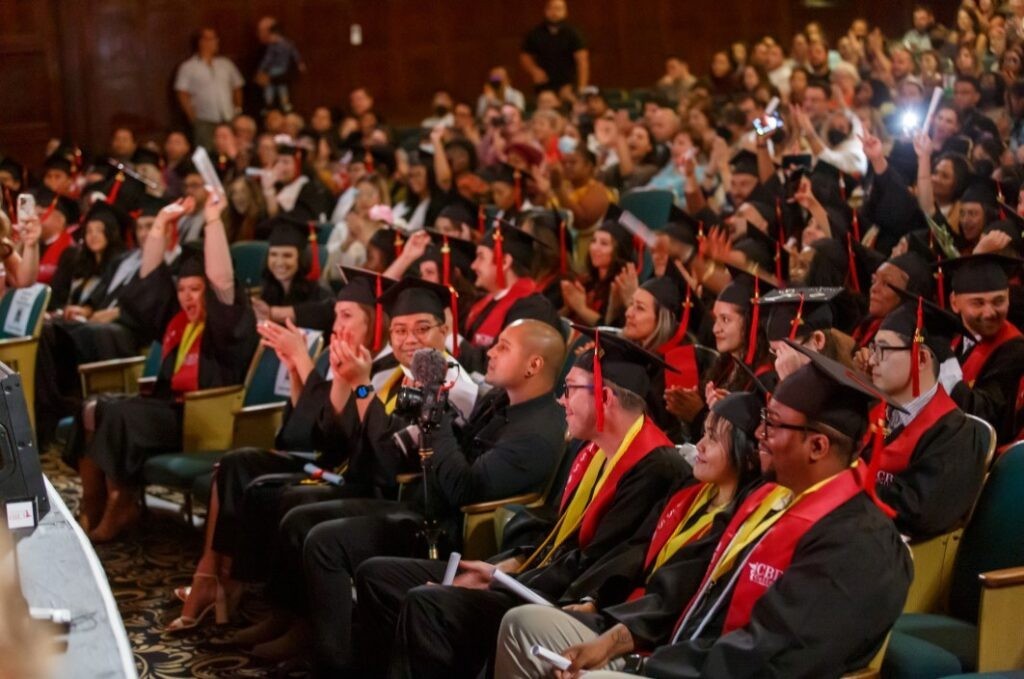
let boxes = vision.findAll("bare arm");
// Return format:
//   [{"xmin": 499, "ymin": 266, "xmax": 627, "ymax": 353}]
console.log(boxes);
[
  {"xmin": 202, "ymin": 187, "xmax": 235, "ymax": 303},
  {"xmin": 429, "ymin": 126, "xmax": 452, "ymax": 192},
  {"xmin": 913, "ymin": 131, "xmax": 936, "ymax": 215},
  {"xmin": 141, "ymin": 201, "xmax": 189, "ymax": 278},
  {"xmin": 519, "ymin": 52, "xmax": 547, "ymax": 84},
  {"xmin": 12, "ymin": 215, "xmax": 40, "ymax": 287},
  {"xmin": 176, "ymin": 91, "xmax": 195, "ymax": 123}
]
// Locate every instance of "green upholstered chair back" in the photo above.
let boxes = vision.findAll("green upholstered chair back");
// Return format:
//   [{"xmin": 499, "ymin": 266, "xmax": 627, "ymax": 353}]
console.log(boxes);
[
  {"xmin": 243, "ymin": 330, "xmax": 323, "ymax": 407},
  {"xmin": 141, "ymin": 340, "xmax": 164, "ymax": 378},
  {"xmin": 0, "ymin": 284, "xmax": 51, "ymax": 339},
  {"xmin": 315, "ymin": 222, "xmax": 333, "ymax": 245},
  {"xmin": 948, "ymin": 444, "xmax": 1024, "ymax": 623},
  {"xmin": 620, "ymin": 189, "xmax": 674, "ymax": 231},
  {"xmin": 230, "ymin": 241, "xmax": 269, "ymax": 289}
]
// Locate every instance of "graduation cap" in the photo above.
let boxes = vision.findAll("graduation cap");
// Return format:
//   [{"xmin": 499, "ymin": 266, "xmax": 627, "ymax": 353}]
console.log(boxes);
[
  {"xmin": 981, "ymin": 218, "xmax": 1023, "ymax": 255},
  {"xmin": 710, "ymin": 391, "xmax": 763, "ymax": 441},
  {"xmin": 380, "ymin": 275, "xmax": 461, "ymax": 358},
  {"xmin": 760, "ymin": 287, "xmax": 841, "ymax": 342},
  {"xmin": 481, "ymin": 219, "xmax": 544, "ymax": 289},
  {"xmin": 42, "ymin": 153, "xmax": 72, "ymax": 176},
  {"xmin": 267, "ymin": 213, "xmax": 322, "ymax": 281},
  {"xmin": 131, "ymin": 147, "xmax": 163, "ymax": 168},
  {"xmin": 776, "ymin": 339, "xmax": 901, "ymax": 516},
  {"xmin": 29, "ymin": 186, "xmax": 79, "ymax": 224},
  {"xmin": 664, "ymin": 205, "xmax": 700, "ymax": 248},
  {"xmin": 733, "ymin": 226, "xmax": 784, "ymax": 278},
  {"xmin": 960, "ymin": 176, "xmax": 998, "ymax": 208},
  {"xmin": 480, "ymin": 163, "xmax": 525, "ymax": 209},
  {"xmin": 337, "ymin": 266, "xmax": 398, "ymax": 352},
  {"xmin": 177, "ymin": 242, "xmax": 205, "ymax": 278},
  {"xmin": 365, "ymin": 144, "xmax": 397, "ymax": 177},
  {"xmin": 0, "ymin": 157, "xmax": 25, "ymax": 184},
  {"xmin": 729, "ymin": 149, "xmax": 759, "ymax": 178},
  {"xmin": 642, "ymin": 272, "xmax": 701, "ymax": 353},
  {"xmin": 522, "ymin": 208, "xmax": 574, "ymax": 275},
  {"xmin": 435, "ymin": 202, "xmax": 475, "ymax": 231},
  {"xmin": 808, "ymin": 159, "xmax": 854, "ymax": 210},
  {"xmin": 596, "ymin": 218, "xmax": 635, "ymax": 263},
  {"xmin": 96, "ymin": 162, "xmax": 149, "ymax": 212},
  {"xmin": 882, "ymin": 283, "xmax": 968, "ymax": 396},
  {"xmin": 423, "ymin": 229, "xmax": 476, "ymax": 286},
  {"xmin": 81, "ymin": 200, "xmax": 130, "ymax": 246},
  {"xmin": 138, "ymin": 194, "xmax": 171, "ymax": 218},
  {"xmin": 569, "ymin": 324, "xmax": 679, "ymax": 431},
  {"xmin": 888, "ymin": 252, "xmax": 934, "ymax": 298},
  {"xmin": 940, "ymin": 252, "xmax": 1023, "ymax": 294},
  {"xmin": 368, "ymin": 227, "xmax": 406, "ymax": 266},
  {"xmin": 720, "ymin": 262, "xmax": 778, "ymax": 366}
]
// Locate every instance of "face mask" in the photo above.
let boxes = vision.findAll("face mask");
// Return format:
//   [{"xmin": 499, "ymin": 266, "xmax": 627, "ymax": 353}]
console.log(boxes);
[
  {"xmin": 558, "ymin": 135, "xmax": 578, "ymax": 155},
  {"xmin": 826, "ymin": 128, "xmax": 848, "ymax": 147},
  {"xmin": 433, "ymin": 105, "xmax": 450, "ymax": 117}
]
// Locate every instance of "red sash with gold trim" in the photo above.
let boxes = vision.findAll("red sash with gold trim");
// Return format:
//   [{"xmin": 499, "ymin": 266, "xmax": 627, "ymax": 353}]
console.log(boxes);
[
  {"xmin": 876, "ymin": 387, "xmax": 957, "ymax": 483},
  {"xmin": 643, "ymin": 483, "xmax": 709, "ymax": 570},
  {"xmin": 37, "ymin": 230, "xmax": 72, "ymax": 284},
  {"xmin": 720, "ymin": 467, "xmax": 866, "ymax": 633},
  {"xmin": 161, "ymin": 311, "xmax": 203, "ymax": 394},
  {"xmin": 961, "ymin": 322, "xmax": 1023, "ymax": 387}
]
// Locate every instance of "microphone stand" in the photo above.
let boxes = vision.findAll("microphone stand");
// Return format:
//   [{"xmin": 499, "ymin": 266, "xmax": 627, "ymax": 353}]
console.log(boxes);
[{"xmin": 417, "ymin": 425, "xmax": 444, "ymax": 559}]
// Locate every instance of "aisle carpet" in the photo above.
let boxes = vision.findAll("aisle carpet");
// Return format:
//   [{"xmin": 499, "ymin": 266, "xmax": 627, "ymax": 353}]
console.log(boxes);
[{"xmin": 43, "ymin": 451, "xmax": 311, "ymax": 678}]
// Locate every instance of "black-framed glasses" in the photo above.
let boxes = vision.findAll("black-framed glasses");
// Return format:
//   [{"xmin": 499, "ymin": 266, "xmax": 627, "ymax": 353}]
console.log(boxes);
[
  {"xmin": 558, "ymin": 382, "xmax": 595, "ymax": 398},
  {"xmin": 760, "ymin": 407, "xmax": 819, "ymax": 435},
  {"xmin": 866, "ymin": 342, "xmax": 913, "ymax": 361}
]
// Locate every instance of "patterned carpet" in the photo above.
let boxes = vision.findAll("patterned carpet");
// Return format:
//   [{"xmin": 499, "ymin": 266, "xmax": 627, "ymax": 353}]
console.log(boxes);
[{"xmin": 43, "ymin": 451, "xmax": 311, "ymax": 678}]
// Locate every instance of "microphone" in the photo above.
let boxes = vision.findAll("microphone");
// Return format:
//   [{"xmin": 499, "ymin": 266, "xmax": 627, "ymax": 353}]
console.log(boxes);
[
  {"xmin": 302, "ymin": 463, "xmax": 344, "ymax": 486},
  {"xmin": 410, "ymin": 348, "xmax": 449, "ymax": 390}
]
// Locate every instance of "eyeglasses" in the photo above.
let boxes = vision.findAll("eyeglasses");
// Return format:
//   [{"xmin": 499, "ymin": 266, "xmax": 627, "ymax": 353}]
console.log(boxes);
[
  {"xmin": 557, "ymin": 382, "xmax": 594, "ymax": 398},
  {"xmin": 866, "ymin": 342, "xmax": 913, "ymax": 361},
  {"xmin": 760, "ymin": 407, "xmax": 819, "ymax": 435},
  {"xmin": 389, "ymin": 323, "xmax": 442, "ymax": 342}
]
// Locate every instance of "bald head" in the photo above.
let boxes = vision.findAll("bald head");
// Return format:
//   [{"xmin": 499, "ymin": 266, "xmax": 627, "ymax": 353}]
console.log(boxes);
[
  {"xmin": 486, "ymin": 319, "xmax": 567, "ymax": 401},
  {"xmin": 511, "ymin": 319, "xmax": 567, "ymax": 382}
]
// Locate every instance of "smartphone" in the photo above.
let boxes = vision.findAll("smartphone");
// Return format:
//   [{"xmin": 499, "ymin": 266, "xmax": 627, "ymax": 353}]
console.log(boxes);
[
  {"xmin": 754, "ymin": 114, "xmax": 783, "ymax": 137},
  {"xmin": 16, "ymin": 193, "xmax": 35, "ymax": 224}
]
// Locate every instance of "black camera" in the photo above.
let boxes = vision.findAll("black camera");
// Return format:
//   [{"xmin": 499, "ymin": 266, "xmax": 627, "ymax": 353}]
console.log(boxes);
[{"xmin": 395, "ymin": 385, "xmax": 448, "ymax": 432}]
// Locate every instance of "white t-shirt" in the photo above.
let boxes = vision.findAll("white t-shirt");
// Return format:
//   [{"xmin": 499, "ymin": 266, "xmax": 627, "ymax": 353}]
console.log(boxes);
[{"xmin": 174, "ymin": 55, "xmax": 244, "ymax": 123}]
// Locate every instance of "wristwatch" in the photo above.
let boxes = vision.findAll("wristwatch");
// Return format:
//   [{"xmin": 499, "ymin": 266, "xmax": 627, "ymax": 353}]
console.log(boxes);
[
  {"xmin": 622, "ymin": 653, "xmax": 648, "ymax": 674},
  {"xmin": 354, "ymin": 384, "xmax": 374, "ymax": 398}
]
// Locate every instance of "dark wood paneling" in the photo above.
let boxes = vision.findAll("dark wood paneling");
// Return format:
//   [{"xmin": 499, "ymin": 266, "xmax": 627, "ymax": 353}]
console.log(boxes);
[{"xmin": 11, "ymin": 0, "xmax": 934, "ymax": 167}]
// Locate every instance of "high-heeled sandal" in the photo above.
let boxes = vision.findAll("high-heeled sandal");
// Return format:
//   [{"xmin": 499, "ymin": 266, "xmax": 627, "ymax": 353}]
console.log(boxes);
[{"xmin": 163, "ymin": 574, "xmax": 229, "ymax": 634}]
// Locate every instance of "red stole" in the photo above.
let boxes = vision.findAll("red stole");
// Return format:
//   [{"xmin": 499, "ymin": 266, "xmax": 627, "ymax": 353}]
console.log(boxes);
[
  {"xmin": 38, "ymin": 230, "xmax": 73, "ymax": 284},
  {"xmin": 961, "ymin": 322, "xmax": 1023, "ymax": 387},
  {"xmin": 464, "ymin": 277, "xmax": 537, "ymax": 348},
  {"xmin": 852, "ymin": 316, "xmax": 882, "ymax": 349},
  {"xmin": 559, "ymin": 417, "xmax": 673, "ymax": 548},
  {"xmin": 643, "ymin": 483, "xmax": 709, "ymax": 570},
  {"xmin": 875, "ymin": 387, "xmax": 957, "ymax": 485},
  {"xmin": 161, "ymin": 311, "xmax": 203, "ymax": 393},
  {"xmin": 720, "ymin": 467, "xmax": 866, "ymax": 633}
]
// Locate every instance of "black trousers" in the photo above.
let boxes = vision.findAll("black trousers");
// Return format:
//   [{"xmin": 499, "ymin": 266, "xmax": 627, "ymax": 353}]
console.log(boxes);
[
  {"xmin": 360, "ymin": 556, "xmax": 520, "ymax": 679},
  {"xmin": 86, "ymin": 395, "xmax": 182, "ymax": 483},
  {"xmin": 269, "ymin": 498, "xmax": 427, "ymax": 674}
]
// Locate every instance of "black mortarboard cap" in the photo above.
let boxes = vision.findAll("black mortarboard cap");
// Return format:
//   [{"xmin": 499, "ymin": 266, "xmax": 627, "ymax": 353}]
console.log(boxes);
[
  {"xmin": 570, "ymin": 324, "xmax": 678, "ymax": 400},
  {"xmin": 961, "ymin": 176, "xmax": 998, "ymax": 207},
  {"xmin": 82, "ymin": 200, "xmax": 131, "ymax": 240},
  {"xmin": 131, "ymin": 147, "xmax": 163, "ymax": 168},
  {"xmin": 480, "ymin": 162, "xmax": 518, "ymax": 186},
  {"xmin": 424, "ymin": 228, "xmax": 476, "ymax": 282},
  {"xmin": 640, "ymin": 275, "xmax": 687, "ymax": 318},
  {"xmin": 380, "ymin": 275, "xmax": 452, "ymax": 319},
  {"xmin": 368, "ymin": 227, "xmax": 405, "ymax": 263},
  {"xmin": 336, "ymin": 266, "xmax": 397, "ymax": 306},
  {"xmin": 177, "ymin": 243, "xmax": 205, "ymax": 278},
  {"xmin": 0, "ymin": 157, "xmax": 24, "ymax": 180},
  {"xmin": 503, "ymin": 293, "xmax": 566, "ymax": 339},
  {"xmin": 30, "ymin": 186, "xmax": 79, "ymax": 224},
  {"xmin": 664, "ymin": 205, "xmax": 699, "ymax": 247},
  {"xmin": 42, "ymin": 153, "xmax": 72, "ymax": 175},
  {"xmin": 981, "ymin": 219, "xmax": 1023, "ymax": 255},
  {"xmin": 718, "ymin": 262, "xmax": 778, "ymax": 310},
  {"xmin": 774, "ymin": 340, "xmax": 895, "ymax": 442},
  {"xmin": 888, "ymin": 252, "xmax": 934, "ymax": 297},
  {"xmin": 942, "ymin": 253, "xmax": 1022, "ymax": 294},
  {"xmin": 710, "ymin": 391, "xmax": 762, "ymax": 439},
  {"xmin": 882, "ymin": 284, "xmax": 968, "ymax": 362},
  {"xmin": 760, "ymin": 287, "xmax": 841, "ymax": 342},
  {"xmin": 267, "ymin": 214, "xmax": 313, "ymax": 249},
  {"xmin": 138, "ymin": 194, "xmax": 170, "ymax": 218},
  {"xmin": 437, "ymin": 202, "xmax": 475, "ymax": 230},
  {"xmin": 482, "ymin": 219, "xmax": 544, "ymax": 267},
  {"xmin": 730, "ymin": 149, "xmax": 759, "ymax": 177}
]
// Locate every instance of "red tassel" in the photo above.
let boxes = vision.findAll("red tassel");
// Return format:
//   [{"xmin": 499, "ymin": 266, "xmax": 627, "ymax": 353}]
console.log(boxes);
[
  {"xmin": 441, "ymin": 235, "xmax": 451, "ymax": 287},
  {"xmin": 593, "ymin": 330, "xmax": 605, "ymax": 432},
  {"xmin": 558, "ymin": 219, "xmax": 568, "ymax": 275},
  {"xmin": 106, "ymin": 172, "xmax": 125, "ymax": 205},
  {"xmin": 846, "ymin": 233, "xmax": 861, "ymax": 294},
  {"xmin": 364, "ymin": 149, "xmax": 374, "ymax": 174},
  {"xmin": 864, "ymin": 406, "xmax": 898, "ymax": 518},
  {"xmin": 745, "ymin": 276, "xmax": 761, "ymax": 366},
  {"xmin": 634, "ymin": 236, "xmax": 645, "ymax": 270},
  {"xmin": 307, "ymin": 222, "xmax": 321, "ymax": 281},
  {"xmin": 393, "ymin": 230, "xmax": 404, "ymax": 258},
  {"xmin": 851, "ymin": 208, "xmax": 862, "ymax": 243},
  {"xmin": 935, "ymin": 261, "xmax": 946, "ymax": 310},
  {"xmin": 39, "ymin": 196, "xmax": 58, "ymax": 223},
  {"xmin": 911, "ymin": 297, "xmax": 923, "ymax": 397},
  {"xmin": 788, "ymin": 292, "xmax": 806, "ymax": 341},
  {"xmin": 774, "ymin": 241, "xmax": 784, "ymax": 283},
  {"xmin": 373, "ymin": 274, "xmax": 383, "ymax": 352},
  {"xmin": 477, "ymin": 205, "xmax": 485, "ymax": 235},
  {"xmin": 449, "ymin": 285, "xmax": 460, "ymax": 359},
  {"xmin": 513, "ymin": 170, "xmax": 522, "ymax": 209},
  {"xmin": 293, "ymin": 151, "xmax": 302, "ymax": 178},
  {"xmin": 493, "ymin": 222, "xmax": 506, "ymax": 290},
  {"xmin": 665, "ymin": 284, "xmax": 693, "ymax": 350}
]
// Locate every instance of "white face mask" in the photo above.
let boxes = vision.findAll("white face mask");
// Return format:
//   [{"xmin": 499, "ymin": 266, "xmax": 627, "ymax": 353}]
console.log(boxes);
[{"xmin": 558, "ymin": 136, "xmax": 578, "ymax": 155}]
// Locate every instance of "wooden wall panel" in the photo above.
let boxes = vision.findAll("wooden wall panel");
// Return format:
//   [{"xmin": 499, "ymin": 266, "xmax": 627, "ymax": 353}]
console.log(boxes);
[{"xmin": 8, "ymin": 0, "xmax": 938, "ymax": 168}]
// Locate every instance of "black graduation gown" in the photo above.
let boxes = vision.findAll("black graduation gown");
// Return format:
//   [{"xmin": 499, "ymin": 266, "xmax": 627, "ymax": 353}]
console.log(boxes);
[
  {"xmin": 258, "ymin": 275, "xmax": 332, "ymax": 307},
  {"xmin": 45, "ymin": 247, "xmax": 79, "ymax": 311},
  {"xmin": 951, "ymin": 334, "xmax": 1024, "ymax": 445},
  {"xmin": 644, "ymin": 493, "xmax": 911, "ymax": 679},
  {"xmin": 861, "ymin": 165, "xmax": 928, "ymax": 256},
  {"xmin": 64, "ymin": 264, "xmax": 258, "ymax": 482},
  {"xmin": 873, "ymin": 405, "xmax": 987, "ymax": 540},
  {"xmin": 381, "ymin": 447, "xmax": 691, "ymax": 679}
]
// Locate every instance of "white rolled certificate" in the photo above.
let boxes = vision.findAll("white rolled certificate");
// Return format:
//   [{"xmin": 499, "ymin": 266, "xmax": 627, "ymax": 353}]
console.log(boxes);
[
  {"xmin": 491, "ymin": 569, "xmax": 553, "ymax": 607},
  {"xmin": 441, "ymin": 552, "xmax": 461, "ymax": 586},
  {"xmin": 531, "ymin": 645, "xmax": 572, "ymax": 670},
  {"xmin": 191, "ymin": 146, "xmax": 225, "ymax": 195}
]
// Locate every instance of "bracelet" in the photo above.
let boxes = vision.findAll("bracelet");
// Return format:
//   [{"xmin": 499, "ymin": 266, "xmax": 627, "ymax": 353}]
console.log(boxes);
[{"xmin": 207, "ymin": 218, "xmax": 223, "ymax": 226}]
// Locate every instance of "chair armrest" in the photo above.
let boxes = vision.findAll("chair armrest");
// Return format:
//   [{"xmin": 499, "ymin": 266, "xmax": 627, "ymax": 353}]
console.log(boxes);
[
  {"xmin": 979, "ymin": 566, "xmax": 1024, "ymax": 589},
  {"xmin": 0, "ymin": 336, "xmax": 36, "ymax": 349},
  {"xmin": 461, "ymin": 493, "xmax": 543, "ymax": 515},
  {"xmin": 78, "ymin": 355, "xmax": 146, "ymax": 375},
  {"xmin": 237, "ymin": 401, "xmax": 287, "ymax": 416},
  {"xmin": 977, "ymin": 567, "xmax": 1024, "ymax": 671},
  {"xmin": 182, "ymin": 384, "xmax": 245, "ymax": 401},
  {"xmin": 231, "ymin": 402, "xmax": 287, "ymax": 449},
  {"xmin": 182, "ymin": 385, "xmax": 246, "ymax": 452}
]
